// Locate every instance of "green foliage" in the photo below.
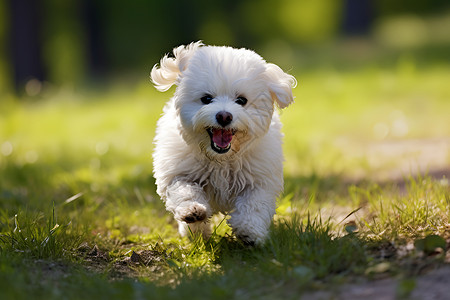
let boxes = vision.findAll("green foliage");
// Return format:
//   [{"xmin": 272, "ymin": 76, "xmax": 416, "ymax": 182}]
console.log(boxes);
[
  {"xmin": 351, "ymin": 176, "xmax": 450, "ymax": 241},
  {"xmin": 266, "ymin": 215, "xmax": 366, "ymax": 278},
  {"xmin": 0, "ymin": 206, "xmax": 84, "ymax": 259},
  {"xmin": 414, "ymin": 235, "xmax": 446, "ymax": 255}
]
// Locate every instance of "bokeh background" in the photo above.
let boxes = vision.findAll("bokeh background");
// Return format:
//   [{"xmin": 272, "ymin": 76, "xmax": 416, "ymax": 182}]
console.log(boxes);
[
  {"xmin": 1, "ymin": 0, "xmax": 450, "ymax": 93},
  {"xmin": 0, "ymin": 0, "xmax": 449, "ymax": 196}
]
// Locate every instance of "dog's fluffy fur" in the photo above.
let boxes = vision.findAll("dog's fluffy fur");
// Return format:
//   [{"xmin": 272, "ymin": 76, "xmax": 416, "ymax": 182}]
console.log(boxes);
[{"xmin": 151, "ymin": 42, "xmax": 296, "ymax": 244}]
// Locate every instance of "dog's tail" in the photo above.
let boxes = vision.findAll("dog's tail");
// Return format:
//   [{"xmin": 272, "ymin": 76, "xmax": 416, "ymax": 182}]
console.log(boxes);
[{"xmin": 150, "ymin": 41, "xmax": 203, "ymax": 92}]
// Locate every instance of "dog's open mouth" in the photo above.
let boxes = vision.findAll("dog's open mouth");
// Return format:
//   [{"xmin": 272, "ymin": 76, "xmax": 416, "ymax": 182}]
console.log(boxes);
[{"xmin": 207, "ymin": 128, "xmax": 235, "ymax": 154}]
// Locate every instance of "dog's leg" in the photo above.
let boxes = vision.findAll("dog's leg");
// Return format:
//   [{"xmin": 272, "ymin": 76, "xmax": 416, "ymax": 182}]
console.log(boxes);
[
  {"xmin": 228, "ymin": 188, "xmax": 276, "ymax": 245},
  {"xmin": 165, "ymin": 180, "xmax": 212, "ymax": 238}
]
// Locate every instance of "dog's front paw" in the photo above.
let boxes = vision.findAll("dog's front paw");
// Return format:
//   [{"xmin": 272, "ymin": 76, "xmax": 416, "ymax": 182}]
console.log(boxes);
[
  {"xmin": 182, "ymin": 204, "xmax": 207, "ymax": 223},
  {"xmin": 175, "ymin": 202, "xmax": 208, "ymax": 223}
]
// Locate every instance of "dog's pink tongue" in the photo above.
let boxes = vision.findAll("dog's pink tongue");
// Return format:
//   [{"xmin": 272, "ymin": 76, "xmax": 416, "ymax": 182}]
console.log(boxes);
[{"xmin": 212, "ymin": 128, "xmax": 233, "ymax": 148}]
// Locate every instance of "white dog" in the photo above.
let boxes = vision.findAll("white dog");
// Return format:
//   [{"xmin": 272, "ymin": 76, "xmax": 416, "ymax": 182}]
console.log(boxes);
[{"xmin": 151, "ymin": 42, "xmax": 296, "ymax": 245}]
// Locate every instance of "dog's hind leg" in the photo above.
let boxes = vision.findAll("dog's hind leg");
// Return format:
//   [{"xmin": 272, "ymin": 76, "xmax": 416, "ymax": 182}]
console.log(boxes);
[{"xmin": 228, "ymin": 187, "xmax": 277, "ymax": 245}]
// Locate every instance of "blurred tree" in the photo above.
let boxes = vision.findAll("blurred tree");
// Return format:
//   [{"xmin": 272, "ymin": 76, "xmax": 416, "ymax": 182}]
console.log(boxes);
[
  {"xmin": 80, "ymin": 0, "xmax": 106, "ymax": 79},
  {"xmin": 3, "ymin": 0, "xmax": 450, "ymax": 93},
  {"xmin": 97, "ymin": 0, "xmax": 202, "ymax": 74},
  {"xmin": 342, "ymin": 0, "xmax": 373, "ymax": 35},
  {"xmin": 41, "ymin": 0, "xmax": 86, "ymax": 86},
  {"xmin": 9, "ymin": 0, "xmax": 45, "ymax": 91},
  {"xmin": 0, "ymin": 1, "xmax": 11, "ymax": 94},
  {"xmin": 376, "ymin": 0, "xmax": 450, "ymax": 16},
  {"xmin": 277, "ymin": 0, "xmax": 342, "ymax": 43}
]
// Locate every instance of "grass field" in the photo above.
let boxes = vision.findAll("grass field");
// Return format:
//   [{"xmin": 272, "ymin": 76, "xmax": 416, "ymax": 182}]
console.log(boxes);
[{"xmin": 1, "ymin": 50, "xmax": 450, "ymax": 299}]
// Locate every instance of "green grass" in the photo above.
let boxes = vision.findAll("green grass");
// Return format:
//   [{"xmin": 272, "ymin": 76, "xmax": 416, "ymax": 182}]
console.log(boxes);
[{"xmin": 0, "ymin": 55, "xmax": 450, "ymax": 299}]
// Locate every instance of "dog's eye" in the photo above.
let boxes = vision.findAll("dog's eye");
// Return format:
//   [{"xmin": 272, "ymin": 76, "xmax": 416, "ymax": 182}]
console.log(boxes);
[
  {"xmin": 235, "ymin": 96, "xmax": 248, "ymax": 106},
  {"xmin": 201, "ymin": 95, "xmax": 213, "ymax": 105}
]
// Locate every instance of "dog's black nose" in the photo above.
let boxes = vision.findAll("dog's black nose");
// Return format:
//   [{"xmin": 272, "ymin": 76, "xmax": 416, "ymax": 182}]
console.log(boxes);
[{"xmin": 216, "ymin": 111, "xmax": 233, "ymax": 127}]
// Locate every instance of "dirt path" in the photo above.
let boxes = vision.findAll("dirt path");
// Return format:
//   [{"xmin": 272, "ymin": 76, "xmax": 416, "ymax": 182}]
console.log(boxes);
[
  {"xmin": 303, "ymin": 265, "xmax": 450, "ymax": 300},
  {"xmin": 337, "ymin": 137, "xmax": 450, "ymax": 182}
]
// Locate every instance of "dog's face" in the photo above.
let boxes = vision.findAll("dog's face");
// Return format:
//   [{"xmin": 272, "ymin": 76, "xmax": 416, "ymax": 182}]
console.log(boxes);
[{"xmin": 151, "ymin": 42, "xmax": 296, "ymax": 159}]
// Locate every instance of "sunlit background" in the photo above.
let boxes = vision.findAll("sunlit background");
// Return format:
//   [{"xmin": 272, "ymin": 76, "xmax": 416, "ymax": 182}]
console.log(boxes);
[{"xmin": 0, "ymin": 0, "xmax": 449, "ymax": 188}]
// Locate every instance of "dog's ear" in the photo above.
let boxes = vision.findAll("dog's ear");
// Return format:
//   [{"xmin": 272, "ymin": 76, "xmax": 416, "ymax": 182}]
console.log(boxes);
[
  {"xmin": 151, "ymin": 41, "xmax": 203, "ymax": 92},
  {"xmin": 265, "ymin": 63, "xmax": 297, "ymax": 109}
]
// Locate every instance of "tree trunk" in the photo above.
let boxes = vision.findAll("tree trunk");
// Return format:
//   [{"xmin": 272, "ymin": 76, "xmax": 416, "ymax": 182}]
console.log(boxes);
[{"xmin": 10, "ymin": 0, "xmax": 45, "ymax": 92}]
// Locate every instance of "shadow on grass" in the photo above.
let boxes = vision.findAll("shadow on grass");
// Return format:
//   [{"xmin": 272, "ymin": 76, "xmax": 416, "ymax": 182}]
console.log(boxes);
[{"xmin": 284, "ymin": 173, "xmax": 348, "ymax": 201}]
